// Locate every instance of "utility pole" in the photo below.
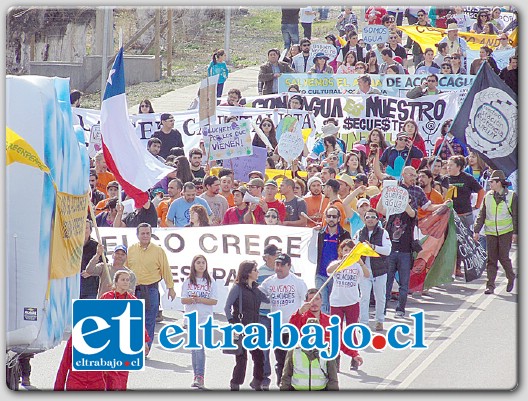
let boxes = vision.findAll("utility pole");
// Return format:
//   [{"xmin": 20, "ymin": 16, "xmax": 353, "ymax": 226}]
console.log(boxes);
[
  {"xmin": 100, "ymin": 7, "xmax": 112, "ymax": 103},
  {"xmin": 224, "ymin": 7, "xmax": 231, "ymax": 64}
]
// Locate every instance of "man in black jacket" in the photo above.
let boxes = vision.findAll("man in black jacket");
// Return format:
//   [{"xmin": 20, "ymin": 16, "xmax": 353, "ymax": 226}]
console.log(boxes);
[
  {"xmin": 258, "ymin": 48, "xmax": 294, "ymax": 95},
  {"xmin": 315, "ymin": 206, "xmax": 351, "ymax": 314},
  {"xmin": 353, "ymin": 209, "xmax": 392, "ymax": 331}
]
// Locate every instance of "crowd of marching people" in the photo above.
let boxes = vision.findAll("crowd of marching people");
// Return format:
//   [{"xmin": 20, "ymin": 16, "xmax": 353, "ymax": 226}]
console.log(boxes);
[{"xmin": 49, "ymin": 5, "xmax": 517, "ymax": 392}]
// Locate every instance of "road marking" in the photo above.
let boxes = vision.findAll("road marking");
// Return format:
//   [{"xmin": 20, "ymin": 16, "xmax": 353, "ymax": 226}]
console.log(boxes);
[{"xmin": 376, "ymin": 251, "xmax": 516, "ymax": 389}]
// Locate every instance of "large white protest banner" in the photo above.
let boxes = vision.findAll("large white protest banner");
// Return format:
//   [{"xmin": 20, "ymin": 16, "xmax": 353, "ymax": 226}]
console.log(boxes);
[
  {"xmin": 97, "ymin": 225, "xmax": 317, "ymax": 313},
  {"xmin": 73, "ymin": 106, "xmax": 315, "ymax": 155}
]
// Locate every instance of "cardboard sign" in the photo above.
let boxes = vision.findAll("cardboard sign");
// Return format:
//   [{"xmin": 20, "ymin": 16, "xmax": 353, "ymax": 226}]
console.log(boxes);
[
  {"xmin": 203, "ymin": 120, "xmax": 253, "ymax": 161},
  {"xmin": 362, "ymin": 25, "xmax": 389, "ymax": 44},
  {"xmin": 230, "ymin": 146, "xmax": 267, "ymax": 182},
  {"xmin": 310, "ymin": 43, "xmax": 338, "ymax": 61},
  {"xmin": 381, "ymin": 185, "xmax": 409, "ymax": 218},
  {"xmin": 277, "ymin": 116, "xmax": 305, "ymax": 162}
]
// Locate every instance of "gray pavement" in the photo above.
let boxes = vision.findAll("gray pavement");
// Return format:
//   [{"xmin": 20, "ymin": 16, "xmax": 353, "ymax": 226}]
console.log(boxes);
[{"xmin": 130, "ymin": 65, "xmax": 260, "ymax": 113}]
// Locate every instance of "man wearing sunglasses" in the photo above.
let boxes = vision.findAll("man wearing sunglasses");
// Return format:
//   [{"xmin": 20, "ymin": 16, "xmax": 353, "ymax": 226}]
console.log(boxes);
[
  {"xmin": 406, "ymin": 73, "xmax": 442, "ymax": 98},
  {"xmin": 379, "ymin": 132, "xmax": 423, "ymax": 172},
  {"xmin": 405, "ymin": 8, "xmax": 431, "ymax": 67},
  {"xmin": 314, "ymin": 205, "xmax": 351, "ymax": 314}
]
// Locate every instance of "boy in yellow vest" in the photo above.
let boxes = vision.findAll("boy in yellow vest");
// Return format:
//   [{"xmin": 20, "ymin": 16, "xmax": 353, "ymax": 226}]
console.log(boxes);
[{"xmin": 474, "ymin": 170, "xmax": 517, "ymax": 294}]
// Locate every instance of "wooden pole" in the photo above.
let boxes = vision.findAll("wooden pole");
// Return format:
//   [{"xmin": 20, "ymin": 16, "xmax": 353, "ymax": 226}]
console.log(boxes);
[
  {"xmin": 167, "ymin": 8, "xmax": 173, "ymax": 77},
  {"xmin": 155, "ymin": 9, "xmax": 161, "ymax": 79},
  {"xmin": 88, "ymin": 204, "xmax": 112, "ymax": 285}
]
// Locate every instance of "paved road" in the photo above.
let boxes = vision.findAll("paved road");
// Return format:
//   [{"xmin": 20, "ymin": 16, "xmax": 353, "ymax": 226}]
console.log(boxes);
[{"xmin": 22, "ymin": 249, "xmax": 517, "ymax": 392}]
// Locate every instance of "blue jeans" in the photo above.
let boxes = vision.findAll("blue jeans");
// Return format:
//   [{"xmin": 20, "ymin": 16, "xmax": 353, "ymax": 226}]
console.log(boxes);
[
  {"xmin": 386, "ymin": 252, "xmax": 412, "ymax": 314},
  {"xmin": 259, "ymin": 315, "xmax": 271, "ymax": 386},
  {"xmin": 192, "ymin": 329, "xmax": 205, "ymax": 376},
  {"xmin": 216, "ymin": 82, "xmax": 224, "ymax": 98},
  {"xmin": 359, "ymin": 273, "xmax": 387, "ymax": 324},
  {"xmin": 318, "ymin": 7, "xmax": 329, "ymax": 20},
  {"xmin": 135, "ymin": 285, "xmax": 159, "ymax": 347},
  {"xmin": 281, "ymin": 24, "xmax": 299, "ymax": 50},
  {"xmin": 315, "ymin": 274, "xmax": 333, "ymax": 314}
]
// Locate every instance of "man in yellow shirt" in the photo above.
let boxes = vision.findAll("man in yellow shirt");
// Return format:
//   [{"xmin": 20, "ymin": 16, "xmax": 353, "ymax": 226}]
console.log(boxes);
[{"xmin": 127, "ymin": 223, "xmax": 176, "ymax": 350}]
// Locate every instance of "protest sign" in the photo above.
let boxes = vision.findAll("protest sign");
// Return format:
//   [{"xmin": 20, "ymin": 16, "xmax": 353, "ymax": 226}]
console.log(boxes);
[
  {"xmin": 453, "ymin": 212, "xmax": 486, "ymax": 282},
  {"xmin": 362, "ymin": 25, "xmax": 389, "ymax": 44},
  {"xmin": 310, "ymin": 43, "xmax": 338, "ymax": 61},
  {"xmin": 230, "ymin": 146, "xmax": 267, "ymax": 182},
  {"xmin": 200, "ymin": 120, "xmax": 253, "ymax": 161},
  {"xmin": 277, "ymin": 116, "xmax": 305, "ymax": 162},
  {"xmin": 87, "ymin": 124, "xmax": 102, "ymax": 158},
  {"xmin": 198, "ymin": 75, "xmax": 218, "ymax": 127},
  {"xmin": 381, "ymin": 185, "xmax": 409, "ymax": 218}
]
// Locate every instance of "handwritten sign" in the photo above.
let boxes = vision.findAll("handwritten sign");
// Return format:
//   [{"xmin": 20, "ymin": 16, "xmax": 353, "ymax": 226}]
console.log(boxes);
[
  {"xmin": 229, "ymin": 146, "xmax": 267, "ymax": 182},
  {"xmin": 362, "ymin": 25, "xmax": 389, "ymax": 44},
  {"xmin": 87, "ymin": 124, "xmax": 102, "ymax": 158},
  {"xmin": 203, "ymin": 120, "xmax": 253, "ymax": 161},
  {"xmin": 277, "ymin": 116, "xmax": 305, "ymax": 162},
  {"xmin": 453, "ymin": 212, "xmax": 486, "ymax": 282},
  {"xmin": 310, "ymin": 43, "xmax": 338, "ymax": 61},
  {"xmin": 381, "ymin": 185, "xmax": 409, "ymax": 218}
]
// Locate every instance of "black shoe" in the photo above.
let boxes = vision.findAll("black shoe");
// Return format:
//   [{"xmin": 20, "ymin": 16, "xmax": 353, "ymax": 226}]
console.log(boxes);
[
  {"xmin": 484, "ymin": 288, "xmax": 494, "ymax": 295},
  {"xmin": 249, "ymin": 379, "xmax": 262, "ymax": 391},
  {"xmin": 507, "ymin": 278, "xmax": 515, "ymax": 293},
  {"xmin": 350, "ymin": 358, "xmax": 359, "ymax": 371},
  {"xmin": 230, "ymin": 382, "xmax": 240, "ymax": 391}
]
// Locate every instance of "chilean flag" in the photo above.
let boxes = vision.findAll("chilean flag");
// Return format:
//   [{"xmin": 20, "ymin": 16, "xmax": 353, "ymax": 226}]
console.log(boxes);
[{"xmin": 100, "ymin": 47, "xmax": 173, "ymax": 208}]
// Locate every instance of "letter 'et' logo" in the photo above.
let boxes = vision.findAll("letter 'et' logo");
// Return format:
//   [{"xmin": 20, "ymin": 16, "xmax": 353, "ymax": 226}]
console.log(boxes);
[{"xmin": 72, "ymin": 299, "xmax": 145, "ymax": 371}]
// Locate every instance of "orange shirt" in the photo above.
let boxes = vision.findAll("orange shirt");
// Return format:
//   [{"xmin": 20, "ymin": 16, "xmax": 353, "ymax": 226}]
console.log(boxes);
[
  {"xmin": 157, "ymin": 198, "xmax": 174, "ymax": 227},
  {"xmin": 94, "ymin": 198, "xmax": 110, "ymax": 216},
  {"xmin": 222, "ymin": 192, "xmax": 235, "ymax": 208},
  {"xmin": 417, "ymin": 188, "xmax": 444, "ymax": 219},
  {"xmin": 96, "ymin": 171, "xmax": 116, "ymax": 196},
  {"xmin": 303, "ymin": 194, "xmax": 329, "ymax": 227}
]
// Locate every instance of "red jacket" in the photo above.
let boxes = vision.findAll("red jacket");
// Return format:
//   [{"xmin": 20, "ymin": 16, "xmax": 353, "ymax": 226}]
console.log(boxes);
[
  {"xmin": 54, "ymin": 336, "xmax": 106, "ymax": 391},
  {"xmin": 289, "ymin": 309, "xmax": 359, "ymax": 358},
  {"xmin": 99, "ymin": 291, "xmax": 151, "ymax": 390}
]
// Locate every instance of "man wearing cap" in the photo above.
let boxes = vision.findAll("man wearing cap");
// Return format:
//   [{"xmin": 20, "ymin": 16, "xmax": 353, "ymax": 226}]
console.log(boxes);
[
  {"xmin": 304, "ymin": 176, "xmax": 329, "ymax": 228},
  {"xmin": 379, "ymin": 132, "xmax": 423, "ymax": 173},
  {"xmin": 439, "ymin": 22, "xmax": 469, "ymax": 69},
  {"xmin": 222, "ymin": 186, "xmax": 250, "ymax": 225},
  {"xmin": 474, "ymin": 170, "xmax": 517, "ymax": 295},
  {"xmin": 244, "ymin": 177, "xmax": 266, "ymax": 224},
  {"xmin": 260, "ymin": 252, "xmax": 308, "ymax": 386},
  {"xmin": 337, "ymin": 173, "xmax": 354, "ymax": 200},
  {"xmin": 248, "ymin": 171, "xmax": 264, "ymax": 181},
  {"xmin": 291, "ymin": 38, "xmax": 314, "ymax": 73},
  {"xmin": 256, "ymin": 244, "xmax": 281, "ymax": 390},
  {"xmin": 166, "ymin": 181, "xmax": 212, "ymax": 227},
  {"xmin": 279, "ymin": 178, "xmax": 308, "ymax": 227},
  {"xmin": 151, "ymin": 113, "xmax": 184, "ymax": 159},
  {"xmin": 311, "ymin": 118, "xmax": 346, "ymax": 157},
  {"xmin": 85, "ymin": 244, "xmax": 137, "ymax": 298},
  {"xmin": 258, "ymin": 48, "xmax": 294, "ymax": 95},
  {"xmin": 262, "ymin": 180, "xmax": 286, "ymax": 222},
  {"xmin": 127, "ymin": 223, "xmax": 176, "ymax": 349},
  {"xmin": 95, "ymin": 180, "xmax": 120, "ymax": 215}
]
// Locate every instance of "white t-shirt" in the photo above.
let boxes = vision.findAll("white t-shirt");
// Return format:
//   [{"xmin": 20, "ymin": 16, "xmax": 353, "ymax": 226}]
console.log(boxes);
[
  {"xmin": 181, "ymin": 277, "xmax": 218, "ymax": 324},
  {"xmin": 329, "ymin": 262, "xmax": 364, "ymax": 307},
  {"xmin": 260, "ymin": 273, "xmax": 308, "ymax": 323},
  {"xmin": 300, "ymin": 7, "xmax": 316, "ymax": 24}
]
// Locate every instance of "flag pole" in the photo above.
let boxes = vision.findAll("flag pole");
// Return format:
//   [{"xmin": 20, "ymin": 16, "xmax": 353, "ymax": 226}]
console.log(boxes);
[
  {"xmin": 205, "ymin": 76, "xmax": 214, "ymax": 173},
  {"xmin": 88, "ymin": 203, "xmax": 112, "ymax": 286}
]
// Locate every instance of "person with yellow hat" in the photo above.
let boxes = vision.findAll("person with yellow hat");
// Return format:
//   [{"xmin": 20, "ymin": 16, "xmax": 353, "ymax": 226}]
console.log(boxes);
[{"xmin": 473, "ymin": 170, "xmax": 517, "ymax": 295}]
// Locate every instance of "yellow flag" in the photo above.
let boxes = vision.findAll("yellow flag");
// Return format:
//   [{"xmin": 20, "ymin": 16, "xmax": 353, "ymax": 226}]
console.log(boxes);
[
  {"xmin": 50, "ymin": 191, "xmax": 90, "ymax": 279},
  {"xmin": 335, "ymin": 242, "xmax": 379, "ymax": 273},
  {"xmin": 6, "ymin": 127, "xmax": 50, "ymax": 173},
  {"xmin": 397, "ymin": 25, "xmax": 504, "ymax": 52},
  {"xmin": 509, "ymin": 27, "xmax": 518, "ymax": 47},
  {"xmin": 337, "ymin": 35, "xmax": 347, "ymax": 47}
]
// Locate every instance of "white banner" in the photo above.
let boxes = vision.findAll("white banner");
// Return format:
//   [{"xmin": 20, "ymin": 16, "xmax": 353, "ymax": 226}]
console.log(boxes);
[
  {"xmin": 73, "ymin": 106, "xmax": 315, "ymax": 156},
  {"xmin": 97, "ymin": 225, "xmax": 318, "ymax": 313}
]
